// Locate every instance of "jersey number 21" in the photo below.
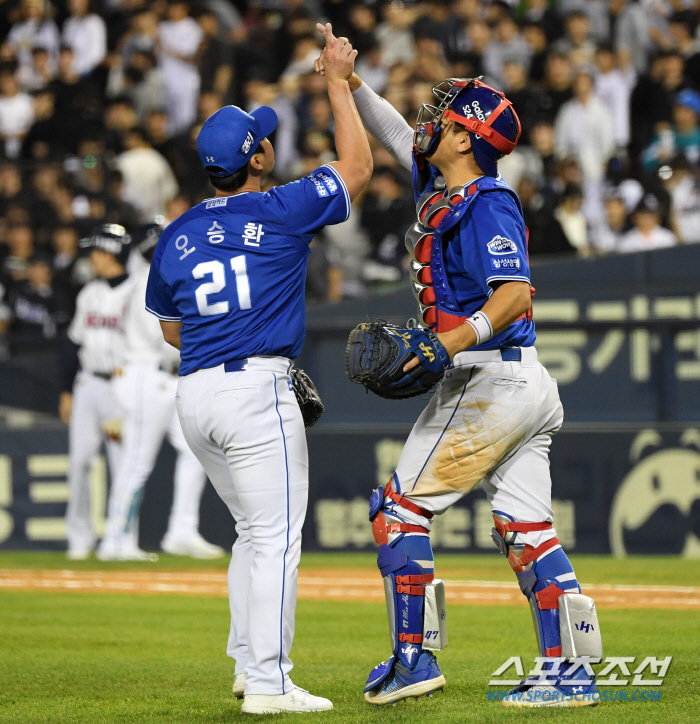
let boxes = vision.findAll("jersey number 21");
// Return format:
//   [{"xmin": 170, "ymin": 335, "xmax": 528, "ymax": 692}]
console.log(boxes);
[{"xmin": 193, "ymin": 256, "xmax": 251, "ymax": 317}]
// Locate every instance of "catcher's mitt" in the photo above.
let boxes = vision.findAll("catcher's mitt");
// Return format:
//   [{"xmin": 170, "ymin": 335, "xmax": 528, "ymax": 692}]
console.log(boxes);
[
  {"xmin": 345, "ymin": 321, "xmax": 451, "ymax": 399},
  {"xmin": 291, "ymin": 367, "xmax": 325, "ymax": 427}
]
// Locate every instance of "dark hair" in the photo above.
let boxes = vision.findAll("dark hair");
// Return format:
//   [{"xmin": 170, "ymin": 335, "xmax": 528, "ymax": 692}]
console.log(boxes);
[{"xmin": 208, "ymin": 144, "xmax": 263, "ymax": 193}]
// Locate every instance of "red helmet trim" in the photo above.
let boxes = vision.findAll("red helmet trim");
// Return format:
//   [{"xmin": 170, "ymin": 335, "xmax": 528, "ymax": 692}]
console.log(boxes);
[{"xmin": 442, "ymin": 79, "xmax": 522, "ymax": 155}]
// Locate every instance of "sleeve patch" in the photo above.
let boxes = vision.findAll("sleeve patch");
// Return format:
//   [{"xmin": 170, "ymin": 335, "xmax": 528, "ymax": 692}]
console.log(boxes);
[
  {"xmin": 487, "ymin": 235, "xmax": 518, "ymax": 255},
  {"xmin": 490, "ymin": 257, "xmax": 521, "ymax": 270},
  {"xmin": 307, "ymin": 169, "xmax": 340, "ymax": 198}
]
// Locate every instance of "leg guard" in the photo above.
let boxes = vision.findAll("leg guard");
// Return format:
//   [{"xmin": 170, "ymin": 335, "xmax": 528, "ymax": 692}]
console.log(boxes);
[
  {"xmin": 365, "ymin": 477, "xmax": 447, "ymax": 695},
  {"xmin": 491, "ymin": 511, "xmax": 602, "ymax": 701}
]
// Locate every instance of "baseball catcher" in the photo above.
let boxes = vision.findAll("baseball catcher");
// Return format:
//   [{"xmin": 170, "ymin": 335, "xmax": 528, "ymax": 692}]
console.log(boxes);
[{"xmin": 316, "ymin": 27, "xmax": 603, "ymax": 709}]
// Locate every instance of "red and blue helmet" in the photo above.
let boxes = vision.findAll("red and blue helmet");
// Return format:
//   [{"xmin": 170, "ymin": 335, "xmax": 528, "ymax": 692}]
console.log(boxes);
[{"xmin": 414, "ymin": 77, "xmax": 521, "ymax": 177}]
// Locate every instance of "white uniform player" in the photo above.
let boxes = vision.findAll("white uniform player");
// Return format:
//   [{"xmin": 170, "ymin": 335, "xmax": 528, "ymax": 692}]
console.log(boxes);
[
  {"xmin": 98, "ymin": 225, "xmax": 224, "ymax": 560},
  {"xmin": 62, "ymin": 225, "xmax": 134, "ymax": 560}
]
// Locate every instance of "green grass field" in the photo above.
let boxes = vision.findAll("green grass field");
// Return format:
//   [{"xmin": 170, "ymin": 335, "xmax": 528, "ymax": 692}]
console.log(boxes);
[{"xmin": 1, "ymin": 553, "xmax": 698, "ymax": 723}]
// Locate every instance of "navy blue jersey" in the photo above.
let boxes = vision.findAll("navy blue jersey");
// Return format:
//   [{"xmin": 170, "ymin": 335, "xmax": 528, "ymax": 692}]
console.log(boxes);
[{"xmin": 146, "ymin": 165, "xmax": 350, "ymax": 374}]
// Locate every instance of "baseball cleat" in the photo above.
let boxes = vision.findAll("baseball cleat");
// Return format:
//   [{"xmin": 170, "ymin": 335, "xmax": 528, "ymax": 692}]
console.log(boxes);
[
  {"xmin": 233, "ymin": 673, "xmax": 246, "ymax": 699},
  {"xmin": 161, "ymin": 533, "xmax": 225, "ymax": 559},
  {"xmin": 364, "ymin": 652, "xmax": 446, "ymax": 706},
  {"xmin": 67, "ymin": 548, "xmax": 92, "ymax": 561},
  {"xmin": 501, "ymin": 678, "xmax": 599, "ymax": 708},
  {"xmin": 241, "ymin": 687, "xmax": 333, "ymax": 714},
  {"xmin": 97, "ymin": 541, "xmax": 158, "ymax": 561}
]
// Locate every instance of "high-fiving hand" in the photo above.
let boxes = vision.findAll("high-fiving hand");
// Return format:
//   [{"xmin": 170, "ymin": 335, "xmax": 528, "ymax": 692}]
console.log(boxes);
[{"xmin": 314, "ymin": 22, "xmax": 356, "ymax": 82}]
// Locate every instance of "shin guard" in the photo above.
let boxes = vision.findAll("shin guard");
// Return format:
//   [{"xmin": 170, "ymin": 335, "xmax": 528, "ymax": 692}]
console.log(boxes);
[{"xmin": 491, "ymin": 511, "xmax": 602, "ymax": 669}]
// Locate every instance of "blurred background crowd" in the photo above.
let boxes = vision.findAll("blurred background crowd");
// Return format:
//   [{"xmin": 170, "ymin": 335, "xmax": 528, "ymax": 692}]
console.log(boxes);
[{"xmin": 1, "ymin": 0, "xmax": 700, "ymax": 363}]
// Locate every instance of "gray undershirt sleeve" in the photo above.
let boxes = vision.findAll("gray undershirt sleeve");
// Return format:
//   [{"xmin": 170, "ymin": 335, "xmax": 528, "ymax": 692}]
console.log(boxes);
[{"xmin": 352, "ymin": 82, "xmax": 414, "ymax": 172}]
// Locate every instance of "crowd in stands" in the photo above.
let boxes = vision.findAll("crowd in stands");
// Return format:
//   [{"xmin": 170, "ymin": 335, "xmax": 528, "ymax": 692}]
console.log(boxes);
[{"xmin": 2, "ymin": 0, "xmax": 700, "ymax": 362}]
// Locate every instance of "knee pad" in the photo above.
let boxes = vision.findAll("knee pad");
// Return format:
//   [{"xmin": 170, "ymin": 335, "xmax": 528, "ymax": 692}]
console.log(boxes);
[
  {"xmin": 369, "ymin": 475, "xmax": 433, "ymax": 546},
  {"xmin": 491, "ymin": 510, "xmax": 602, "ymax": 661}
]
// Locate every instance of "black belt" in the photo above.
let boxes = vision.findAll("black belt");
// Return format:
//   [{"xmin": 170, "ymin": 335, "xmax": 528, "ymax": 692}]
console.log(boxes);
[
  {"xmin": 92, "ymin": 371, "xmax": 112, "ymax": 381},
  {"xmin": 224, "ymin": 359, "xmax": 248, "ymax": 372},
  {"xmin": 500, "ymin": 348, "xmax": 521, "ymax": 362}
]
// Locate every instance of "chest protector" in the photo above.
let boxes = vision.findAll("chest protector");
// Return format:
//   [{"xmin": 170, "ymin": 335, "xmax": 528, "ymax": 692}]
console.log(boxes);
[{"xmin": 406, "ymin": 174, "xmax": 532, "ymax": 333}]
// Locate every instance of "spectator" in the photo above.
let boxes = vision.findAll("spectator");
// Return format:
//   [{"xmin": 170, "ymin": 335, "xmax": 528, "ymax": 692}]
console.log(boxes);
[
  {"xmin": 593, "ymin": 189, "xmax": 629, "ymax": 253},
  {"xmin": 17, "ymin": 46, "xmax": 54, "ymax": 92},
  {"xmin": 540, "ymin": 182, "xmax": 588, "ymax": 256},
  {"xmin": 612, "ymin": 0, "xmax": 654, "ymax": 75},
  {"xmin": 360, "ymin": 166, "xmax": 414, "ymax": 283},
  {"xmin": 521, "ymin": 0, "xmax": 563, "ymax": 44},
  {"xmin": 376, "ymin": 1, "xmax": 416, "ymax": 67},
  {"xmin": 52, "ymin": 225, "xmax": 92, "ymax": 313},
  {"xmin": 502, "ymin": 60, "xmax": 540, "ymax": 142},
  {"xmin": 522, "ymin": 21, "xmax": 549, "ymax": 83},
  {"xmin": 3, "ymin": 223, "xmax": 34, "ymax": 281},
  {"xmin": 62, "ymin": 0, "xmax": 107, "ymax": 77},
  {"xmin": 355, "ymin": 41, "xmax": 389, "ymax": 94},
  {"xmin": 22, "ymin": 90, "xmax": 63, "ymax": 161},
  {"xmin": 552, "ymin": 10, "xmax": 595, "ymax": 65},
  {"xmin": 482, "ymin": 12, "xmax": 532, "ymax": 87},
  {"xmin": 115, "ymin": 126, "xmax": 178, "ymax": 221},
  {"xmin": 0, "ymin": 163, "xmax": 29, "ymax": 215},
  {"xmin": 8, "ymin": 252, "xmax": 62, "ymax": 347},
  {"xmin": 6, "ymin": 0, "xmax": 60, "ymax": 75},
  {"xmin": 618, "ymin": 193, "xmax": 677, "ymax": 253},
  {"xmin": 594, "ymin": 42, "xmax": 635, "ymax": 148},
  {"xmin": 668, "ymin": 11, "xmax": 700, "ymax": 87},
  {"xmin": 158, "ymin": 0, "xmax": 203, "ymax": 135},
  {"xmin": 555, "ymin": 66, "xmax": 615, "ymax": 213},
  {"xmin": 0, "ymin": 70, "xmax": 34, "ymax": 158},
  {"xmin": 107, "ymin": 50, "xmax": 167, "ymax": 123},
  {"xmin": 665, "ymin": 154, "xmax": 700, "ymax": 244},
  {"xmin": 642, "ymin": 89, "xmax": 700, "ymax": 172},
  {"xmin": 517, "ymin": 174, "xmax": 552, "ymax": 256},
  {"xmin": 197, "ymin": 10, "xmax": 234, "ymax": 104},
  {"xmin": 540, "ymin": 51, "xmax": 573, "ymax": 120}
]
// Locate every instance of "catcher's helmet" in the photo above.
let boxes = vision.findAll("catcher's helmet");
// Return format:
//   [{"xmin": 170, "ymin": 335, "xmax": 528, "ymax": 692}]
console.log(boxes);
[
  {"xmin": 414, "ymin": 77, "xmax": 521, "ymax": 177},
  {"xmin": 132, "ymin": 221, "xmax": 164, "ymax": 262},
  {"xmin": 79, "ymin": 223, "xmax": 131, "ymax": 266}
]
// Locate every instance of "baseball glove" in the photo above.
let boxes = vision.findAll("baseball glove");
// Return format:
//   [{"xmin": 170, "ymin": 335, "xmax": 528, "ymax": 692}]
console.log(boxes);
[
  {"xmin": 345, "ymin": 320, "xmax": 451, "ymax": 399},
  {"xmin": 291, "ymin": 367, "xmax": 325, "ymax": 427}
]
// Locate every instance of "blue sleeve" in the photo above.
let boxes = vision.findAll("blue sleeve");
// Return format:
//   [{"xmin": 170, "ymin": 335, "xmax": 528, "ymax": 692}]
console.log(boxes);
[
  {"xmin": 145, "ymin": 237, "xmax": 181, "ymax": 321},
  {"xmin": 466, "ymin": 192, "xmax": 530, "ymax": 294},
  {"xmin": 265, "ymin": 164, "xmax": 350, "ymax": 238}
]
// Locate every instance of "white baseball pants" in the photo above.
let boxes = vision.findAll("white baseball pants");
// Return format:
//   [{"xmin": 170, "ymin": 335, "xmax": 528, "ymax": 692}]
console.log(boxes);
[
  {"xmin": 103, "ymin": 364, "xmax": 208, "ymax": 547},
  {"xmin": 397, "ymin": 348, "xmax": 564, "ymax": 534},
  {"xmin": 175, "ymin": 357, "xmax": 307, "ymax": 696},
  {"xmin": 66, "ymin": 371, "xmax": 122, "ymax": 554}
]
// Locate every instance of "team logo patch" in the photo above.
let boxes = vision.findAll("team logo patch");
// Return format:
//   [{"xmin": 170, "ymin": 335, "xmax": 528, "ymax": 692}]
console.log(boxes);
[
  {"xmin": 490, "ymin": 257, "xmax": 520, "ymax": 270},
  {"xmin": 206, "ymin": 197, "xmax": 228, "ymax": 209},
  {"xmin": 240, "ymin": 130, "xmax": 255, "ymax": 155},
  {"xmin": 307, "ymin": 169, "xmax": 340, "ymax": 199},
  {"xmin": 487, "ymin": 235, "xmax": 518, "ymax": 255}
]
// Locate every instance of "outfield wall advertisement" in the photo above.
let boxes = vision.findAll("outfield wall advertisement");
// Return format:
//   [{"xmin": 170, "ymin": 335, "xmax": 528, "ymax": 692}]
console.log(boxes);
[{"xmin": 1, "ymin": 424, "xmax": 699, "ymax": 556}]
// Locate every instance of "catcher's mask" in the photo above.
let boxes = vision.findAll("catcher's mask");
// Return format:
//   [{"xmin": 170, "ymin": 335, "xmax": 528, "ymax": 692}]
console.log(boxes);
[{"xmin": 414, "ymin": 77, "xmax": 521, "ymax": 177}]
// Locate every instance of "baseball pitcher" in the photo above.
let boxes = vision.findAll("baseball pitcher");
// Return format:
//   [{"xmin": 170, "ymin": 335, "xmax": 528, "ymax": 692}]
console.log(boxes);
[
  {"xmin": 318, "ymin": 35, "xmax": 603, "ymax": 708},
  {"xmin": 145, "ymin": 26, "xmax": 372, "ymax": 715}
]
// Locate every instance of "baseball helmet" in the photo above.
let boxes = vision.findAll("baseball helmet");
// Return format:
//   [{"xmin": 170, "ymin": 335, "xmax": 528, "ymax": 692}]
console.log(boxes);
[
  {"xmin": 132, "ymin": 220, "xmax": 164, "ymax": 262},
  {"xmin": 79, "ymin": 223, "xmax": 131, "ymax": 265},
  {"xmin": 414, "ymin": 77, "xmax": 521, "ymax": 177}
]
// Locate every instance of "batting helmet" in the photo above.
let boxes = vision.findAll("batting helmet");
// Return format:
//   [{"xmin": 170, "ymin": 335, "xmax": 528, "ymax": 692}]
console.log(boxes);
[
  {"xmin": 132, "ymin": 221, "xmax": 164, "ymax": 262},
  {"xmin": 414, "ymin": 77, "xmax": 521, "ymax": 177},
  {"xmin": 79, "ymin": 224, "xmax": 132, "ymax": 266}
]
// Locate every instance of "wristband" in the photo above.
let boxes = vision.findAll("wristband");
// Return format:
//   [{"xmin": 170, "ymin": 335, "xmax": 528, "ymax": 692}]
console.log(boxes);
[{"xmin": 464, "ymin": 311, "xmax": 493, "ymax": 345}]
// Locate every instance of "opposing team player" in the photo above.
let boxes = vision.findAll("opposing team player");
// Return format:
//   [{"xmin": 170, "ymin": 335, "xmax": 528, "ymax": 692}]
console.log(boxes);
[
  {"xmin": 145, "ymin": 27, "xmax": 371, "ymax": 714},
  {"xmin": 317, "ymin": 34, "xmax": 603, "ymax": 707},
  {"xmin": 98, "ymin": 223, "xmax": 225, "ymax": 561},
  {"xmin": 61, "ymin": 225, "xmax": 134, "ymax": 560}
]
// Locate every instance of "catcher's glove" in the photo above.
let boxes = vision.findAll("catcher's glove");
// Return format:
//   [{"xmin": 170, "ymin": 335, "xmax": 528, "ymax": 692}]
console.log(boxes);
[{"xmin": 345, "ymin": 321, "xmax": 451, "ymax": 399}]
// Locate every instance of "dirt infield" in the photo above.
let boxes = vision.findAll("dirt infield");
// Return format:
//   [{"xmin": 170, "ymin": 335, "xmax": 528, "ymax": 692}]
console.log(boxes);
[{"xmin": 1, "ymin": 568, "xmax": 699, "ymax": 609}]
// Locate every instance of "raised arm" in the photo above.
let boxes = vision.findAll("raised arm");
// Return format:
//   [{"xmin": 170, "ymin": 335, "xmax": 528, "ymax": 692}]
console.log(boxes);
[
  {"xmin": 318, "ymin": 23, "xmax": 373, "ymax": 201},
  {"xmin": 315, "ymin": 25, "xmax": 414, "ymax": 172}
]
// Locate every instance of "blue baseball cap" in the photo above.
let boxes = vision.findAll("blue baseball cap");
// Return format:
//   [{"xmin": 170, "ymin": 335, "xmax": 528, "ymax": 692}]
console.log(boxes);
[
  {"xmin": 676, "ymin": 89, "xmax": 700, "ymax": 116},
  {"xmin": 197, "ymin": 105, "xmax": 278, "ymax": 177}
]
